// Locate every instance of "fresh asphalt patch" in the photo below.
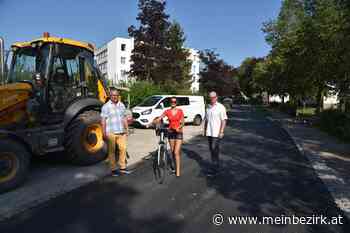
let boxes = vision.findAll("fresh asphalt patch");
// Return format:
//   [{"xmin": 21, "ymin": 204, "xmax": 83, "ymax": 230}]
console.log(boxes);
[{"xmin": 1, "ymin": 105, "xmax": 349, "ymax": 233}]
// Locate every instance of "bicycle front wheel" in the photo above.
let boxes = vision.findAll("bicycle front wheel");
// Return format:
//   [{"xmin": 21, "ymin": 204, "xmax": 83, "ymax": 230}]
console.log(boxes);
[{"xmin": 153, "ymin": 145, "xmax": 167, "ymax": 184}]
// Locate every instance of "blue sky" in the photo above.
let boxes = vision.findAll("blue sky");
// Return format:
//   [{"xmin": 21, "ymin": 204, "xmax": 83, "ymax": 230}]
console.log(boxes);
[{"xmin": 0, "ymin": 0, "xmax": 281, "ymax": 67}]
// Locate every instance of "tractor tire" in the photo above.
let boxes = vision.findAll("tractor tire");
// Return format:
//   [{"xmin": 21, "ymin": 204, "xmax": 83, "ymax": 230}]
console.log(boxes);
[
  {"xmin": 0, "ymin": 139, "xmax": 30, "ymax": 193},
  {"xmin": 193, "ymin": 115, "xmax": 202, "ymax": 126},
  {"xmin": 65, "ymin": 111, "xmax": 107, "ymax": 166}
]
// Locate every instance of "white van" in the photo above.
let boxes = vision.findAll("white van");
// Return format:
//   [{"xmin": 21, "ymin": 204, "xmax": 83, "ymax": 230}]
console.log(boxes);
[{"xmin": 132, "ymin": 95, "xmax": 205, "ymax": 127}]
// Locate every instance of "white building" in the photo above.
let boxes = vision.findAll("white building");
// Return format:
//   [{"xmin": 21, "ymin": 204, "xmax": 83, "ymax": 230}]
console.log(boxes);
[
  {"xmin": 95, "ymin": 37, "xmax": 134, "ymax": 85},
  {"xmin": 268, "ymin": 94, "xmax": 338, "ymax": 109},
  {"xmin": 95, "ymin": 37, "xmax": 201, "ymax": 92},
  {"xmin": 269, "ymin": 95, "xmax": 290, "ymax": 103},
  {"xmin": 188, "ymin": 49, "xmax": 201, "ymax": 93}
]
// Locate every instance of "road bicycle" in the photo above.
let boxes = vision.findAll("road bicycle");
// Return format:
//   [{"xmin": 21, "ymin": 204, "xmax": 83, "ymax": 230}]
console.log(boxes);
[{"xmin": 153, "ymin": 123, "xmax": 173, "ymax": 184}]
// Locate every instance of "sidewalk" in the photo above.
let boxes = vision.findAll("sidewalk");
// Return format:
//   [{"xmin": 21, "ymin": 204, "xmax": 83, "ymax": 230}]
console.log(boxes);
[
  {"xmin": 265, "ymin": 108, "xmax": 350, "ymax": 218},
  {"xmin": 127, "ymin": 125, "xmax": 203, "ymax": 166}
]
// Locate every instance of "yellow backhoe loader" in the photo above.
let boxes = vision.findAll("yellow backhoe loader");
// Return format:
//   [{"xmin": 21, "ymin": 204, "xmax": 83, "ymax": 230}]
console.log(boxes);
[{"xmin": 0, "ymin": 33, "xmax": 110, "ymax": 193}]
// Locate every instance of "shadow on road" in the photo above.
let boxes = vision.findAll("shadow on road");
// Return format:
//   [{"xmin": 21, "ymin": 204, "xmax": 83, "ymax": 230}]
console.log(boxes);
[
  {"xmin": 0, "ymin": 175, "xmax": 184, "ymax": 233},
  {"xmin": 1, "ymin": 105, "xmax": 349, "ymax": 233},
  {"xmin": 182, "ymin": 106, "xmax": 350, "ymax": 233}
]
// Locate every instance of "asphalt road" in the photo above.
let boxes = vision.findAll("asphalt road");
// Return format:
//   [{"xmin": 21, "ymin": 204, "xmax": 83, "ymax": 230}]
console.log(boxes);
[{"xmin": 1, "ymin": 105, "xmax": 349, "ymax": 233}]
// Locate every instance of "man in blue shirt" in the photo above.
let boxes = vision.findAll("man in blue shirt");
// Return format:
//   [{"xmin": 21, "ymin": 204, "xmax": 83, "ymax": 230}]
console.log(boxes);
[{"xmin": 101, "ymin": 88, "xmax": 130, "ymax": 176}]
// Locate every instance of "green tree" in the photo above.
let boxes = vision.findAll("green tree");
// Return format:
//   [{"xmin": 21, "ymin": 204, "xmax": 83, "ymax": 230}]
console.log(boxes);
[
  {"xmin": 162, "ymin": 22, "xmax": 193, "ymax": 94},
  {"xmin": 128, "ymin": 1, "xmax": 193, "ymax": 94},
  {"xmin": 127, "ymin": 81, "xmax": 166, "ymax": 107},
  {"xmin": 246, "ymin": 0, "xmax": 350, "ymax": 113},
  {"xmin": 128, "ymin": 0, "xmax": 170, "ymax": 83},
  {"xmin": 252, "ymin": 55, "xmax": 291, "ymax": 102},
  {"xmin": 330, "ymin": 0, "xmax": 350, "ymax": 112},
  {"xmin": 261, "ymin": 0, "xmax": 311, "ymax": 105},
  {"xmin": 261, "ymin": 0, "xmax": 342, "ymax": 112},
  {"xmin": 237, "ymin": 57, "xmax": 264, "ymax": 98},
  {"xmin": 263, "ymin": 0, "xmax": 305, "ymax": 47}
]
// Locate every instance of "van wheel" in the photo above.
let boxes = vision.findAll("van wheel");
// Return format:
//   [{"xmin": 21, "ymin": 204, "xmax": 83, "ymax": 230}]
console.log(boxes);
[
  {"xmin": 65, "ymin": 111, "xmax": 107, "ymax": 166},
  {"xmin": 0, "ymin": 139, "xmax": 30, "ymax": 193},
  {"xmin": 193, "ymin": 115, "xmax": 202, "ymax": 126}
]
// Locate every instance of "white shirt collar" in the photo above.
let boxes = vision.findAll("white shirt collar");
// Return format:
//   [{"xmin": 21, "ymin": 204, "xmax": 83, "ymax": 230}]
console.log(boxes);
[
  {"xmin": 108, "ymin": 100, "xmax": 123, "ymax": 107},
  {"xmin": 209, "ymin": 102, "xmax": 218, "ymax": 108}
]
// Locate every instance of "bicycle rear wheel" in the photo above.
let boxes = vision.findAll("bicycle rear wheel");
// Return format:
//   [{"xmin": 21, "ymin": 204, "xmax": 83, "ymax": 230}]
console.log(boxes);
[{"xmin": 153, "ymin": 145, "xmax": 167, "ymax": 184}]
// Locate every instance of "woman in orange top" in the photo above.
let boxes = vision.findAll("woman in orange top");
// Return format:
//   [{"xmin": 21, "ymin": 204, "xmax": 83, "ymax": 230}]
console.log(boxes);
[{"xmin": 154, "ymin": 97, "xmax": 184, "ymax": 177}]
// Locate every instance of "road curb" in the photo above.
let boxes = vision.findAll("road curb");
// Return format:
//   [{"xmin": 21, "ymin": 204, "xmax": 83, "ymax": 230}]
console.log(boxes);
[
  {"xmin": 266, "ymin": 116, "xmax": 304, "ymax": 154},
  {"xmin": 266, "ymin": 115, "xmax": 350, "ymax": 220}
]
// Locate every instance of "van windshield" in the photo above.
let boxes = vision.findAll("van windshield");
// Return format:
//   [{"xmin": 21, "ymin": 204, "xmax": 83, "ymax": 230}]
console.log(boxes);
[{"xmin": 138, "ymin": 96, "xmax": 162, "ymax": 107}]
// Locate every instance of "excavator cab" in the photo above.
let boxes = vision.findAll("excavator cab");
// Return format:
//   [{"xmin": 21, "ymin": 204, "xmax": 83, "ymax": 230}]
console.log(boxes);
[
  {"xmin": 6, "ymin": 35, "xmax": 107, "ymax": 123},
  {"xmin": 0, "ymin": 34, "xmax": 109, "ymax": 193}
]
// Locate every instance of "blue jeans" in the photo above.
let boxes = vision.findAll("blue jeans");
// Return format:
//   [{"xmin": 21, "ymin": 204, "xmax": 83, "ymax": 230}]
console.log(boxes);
[{"xmin": 207, "ymin": 136, "xmax": 221, "ymax": 170}]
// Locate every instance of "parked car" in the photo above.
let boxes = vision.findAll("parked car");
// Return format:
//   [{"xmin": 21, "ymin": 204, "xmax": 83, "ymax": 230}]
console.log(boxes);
[{"xmin": 132, "ymin": 95, "xmax": 205, "ymax": 127}]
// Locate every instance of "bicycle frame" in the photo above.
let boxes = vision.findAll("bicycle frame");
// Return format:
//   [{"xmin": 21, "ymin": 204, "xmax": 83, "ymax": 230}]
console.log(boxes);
[
  {"xmin": 153, "ymin": 123, "xmax": 174, "ymax": 183},
  {"xmin": 157, "ymin": 127, "xmax": 168, "ymax": 165}
]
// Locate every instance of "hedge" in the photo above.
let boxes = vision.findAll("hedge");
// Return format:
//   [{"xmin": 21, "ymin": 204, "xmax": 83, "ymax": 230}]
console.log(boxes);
[{"xmin": 317, "ymin": 109, "xmax": 350, "ymax": 142}]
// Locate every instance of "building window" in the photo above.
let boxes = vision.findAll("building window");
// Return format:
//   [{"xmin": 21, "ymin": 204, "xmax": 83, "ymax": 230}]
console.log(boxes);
[
  {"xmin": 192, "ymin": 64, "xmax": 197, "ymax": 72},
  {"xmin": 121, "ymin": 44, "xmax": 126, "ymax": 51},
  {"xmin": 99, "ymin": 49, "xmax": 107, "ymax": 59},
  {"xmin": 121, "ymin": 57, "xmax": 126, "ymax": 65},
  {"xmin": 97, "ymin": 49, "xmax": 107, "ymax": 60},
  {"xmin": 99, "ymin": 62, "xmax": 107, "ymax": 73},
  {"xmin": 121, "ymin": 70, "xmax": 128, "ymax": 80}
]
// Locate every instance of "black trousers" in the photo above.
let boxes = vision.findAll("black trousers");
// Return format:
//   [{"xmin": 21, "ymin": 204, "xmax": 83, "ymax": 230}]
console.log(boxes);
[{"xmin": 207, "ymin": 136, "xmax": 221, "ymax": 169}]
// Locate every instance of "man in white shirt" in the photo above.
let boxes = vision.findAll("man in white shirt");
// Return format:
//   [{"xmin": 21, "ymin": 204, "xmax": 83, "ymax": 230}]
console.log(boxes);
[{"xmin": 204, "ymin": 91, "xmax": 228, "ymax": 173}]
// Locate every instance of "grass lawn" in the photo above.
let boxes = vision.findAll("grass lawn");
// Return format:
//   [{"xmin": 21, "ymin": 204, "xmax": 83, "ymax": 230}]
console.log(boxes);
[
  {"xmin": 255, "ymin": 105, "xmax": 316, "ymax": 119},
  {"xmin": 297, "ymin": 107, "xmax": 316, "ymax": 117}
]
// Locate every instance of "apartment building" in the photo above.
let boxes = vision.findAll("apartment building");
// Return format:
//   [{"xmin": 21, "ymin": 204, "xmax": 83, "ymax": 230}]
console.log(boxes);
[
  {"xmin": 95, "ymin": 37, "xmax": 201, "ymax": 92},
  {"xmin": 95, "ymin": 37, "xmax": 134, "ymax": 85},
  {"xmin": 188, "ymin": 49, "xmax": 201, "ymax": 92}
]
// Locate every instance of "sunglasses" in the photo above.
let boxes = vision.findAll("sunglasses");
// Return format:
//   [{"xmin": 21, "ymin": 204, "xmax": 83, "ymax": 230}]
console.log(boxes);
[{"xmin": 171, "ymin": 100, "xmax": 177, "ymax": 103}]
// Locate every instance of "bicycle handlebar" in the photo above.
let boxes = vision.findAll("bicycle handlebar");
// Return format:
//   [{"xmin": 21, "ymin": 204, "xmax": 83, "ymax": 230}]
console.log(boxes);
[{"xmin": 154, "ymin": 123, "xmax": 168, "ymax": 136}]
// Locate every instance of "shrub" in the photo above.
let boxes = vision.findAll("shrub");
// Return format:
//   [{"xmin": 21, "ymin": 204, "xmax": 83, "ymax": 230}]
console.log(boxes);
[
  {"xmin": 318, "ymin": 109, "xmax": 350, "ymax": 142},
  {"xmin": 269, "ymin": 102, "xmax": 280, "ymax": 108},
  {"xmin": 127, "ymin": 81, "xmax": 167, "ymax": 107},
  {"xmin": 124, "ymin": 80, "xmax": 195, "ymax": 107},
  {"xmin": 297, "ymin": 107, "xmax": 316, "ymax": 117},
  {"xmin": 279, "ymin": 102, "xmax": 297, "ymax": 117},
  {"xmin": 249, "ymin": 96, "xmax": 263, "ymax": 105},
  {"xmin": 161, "ymin": 80, "xmax": 193, "ymax": 95}
]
